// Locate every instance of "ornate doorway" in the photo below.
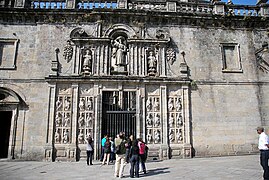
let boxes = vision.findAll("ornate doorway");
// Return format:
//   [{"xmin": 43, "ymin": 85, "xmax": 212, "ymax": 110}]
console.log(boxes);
[
  {"xmin": 0, "ymin": 111, "xmax": 12, "ymax": 158},
  {"xmin": 102, "ymin": 91, "xmax": 136, "ymax": 139}
]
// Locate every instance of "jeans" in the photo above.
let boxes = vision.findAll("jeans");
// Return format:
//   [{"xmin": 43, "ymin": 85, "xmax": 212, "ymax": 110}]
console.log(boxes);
[
  {"xmin": 130, "ymin": 155, "xmax": 140, "ymax": 177},
  {"xmin": 86, "ymin": 150, "xmax": 93, "ymax": 165},
  {"xmin": 139, "ymin": 154, "xmax": 147, "ymax": 173},
  {"xmin": 260, "ymin": 150, "xmax": 269, "ymax": 180}
]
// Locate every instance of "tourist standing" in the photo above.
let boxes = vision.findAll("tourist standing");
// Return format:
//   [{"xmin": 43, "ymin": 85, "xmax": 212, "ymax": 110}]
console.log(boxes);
[
  {"xmin": 257, "ymin": 127, "xmax": 269, "ymax": 180},
  {"xmin": 110, "ymin": 137, "xmax": 115, "ymax": 163},
  {"xmin": 129, "ymin": 139, "xmax": 140, "ymax": 178},
  {"xmin": 138, "ymin": 138, "xmax": 148, "ymax": 174},
  {"xmin": 126, "ymin": 135, "xmax": 133, "ymax": 163},
  {"xmin": 100, "ymin": 134, "xmax": 108, "ymax": 161},
  {"xmin": 114, "ymin": 132, "xmax": 127, "ymax": 178},
  {"xmin": 86, "ymin": 135, "xmax": 94, "ymax": 165},
  {"xmin": 102, "ymin": 137, "xmax": 111, "ymax": 165}
]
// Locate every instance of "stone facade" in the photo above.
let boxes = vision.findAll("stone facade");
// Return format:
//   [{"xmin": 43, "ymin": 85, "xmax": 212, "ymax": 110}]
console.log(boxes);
[{"xmin": 0, "ymin": 0, "xmax": 269, "ymax": 161}]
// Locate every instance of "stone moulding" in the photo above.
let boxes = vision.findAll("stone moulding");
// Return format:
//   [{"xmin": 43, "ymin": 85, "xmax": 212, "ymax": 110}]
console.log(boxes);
[{"xmin": 0, "ymin": 38, "xmax": 19, "ymax": 70}]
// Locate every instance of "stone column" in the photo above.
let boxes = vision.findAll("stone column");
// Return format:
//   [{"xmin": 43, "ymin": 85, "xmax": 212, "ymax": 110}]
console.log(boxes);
[
  {"xmin": 160, "ymin": 85, "xmax": 168, "ymax": 159},
  {"xmin": 213, "ymin": 2, "xmax": 226, "ymax": 15}
]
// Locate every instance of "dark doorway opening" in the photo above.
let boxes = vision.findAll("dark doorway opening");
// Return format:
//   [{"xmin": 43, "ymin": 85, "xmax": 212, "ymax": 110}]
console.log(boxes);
[
  {"xmin": 0, "ymin": 111, "xmax": 12, "ymax": 158},
  {"xmin": 102, "ymin": 91, "xmax": 136, "ymax": 139}
]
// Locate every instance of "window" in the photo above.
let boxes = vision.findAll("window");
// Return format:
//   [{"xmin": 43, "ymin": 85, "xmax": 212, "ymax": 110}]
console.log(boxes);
[
  {"xmin": 0, "ymin": 39, "xmax": 19, "ymax": 70},
  {"xmin": 220, "ymin": 43, "xmax": 242, "ymax": 73}
]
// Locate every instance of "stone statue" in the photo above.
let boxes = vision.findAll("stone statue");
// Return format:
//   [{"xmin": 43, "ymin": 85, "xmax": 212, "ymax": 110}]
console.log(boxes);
[
  {"xmin": 146, "ymin": 97, "xmax": 152, "ymax": 111},
  {"xmin": 64, "ymin": 97, "xmax": 71, "ymax": 111},
  {"xmin": 79, "ymin": 98, "xmax": 85, "ymax": 111},
  {"xmin": 55, "ymin": 112, "xmax": 62, "ymax": 127},
  {"xmin": 168, "ymin": 98, "xmax": 174, "ymax": 111},
  {"xmin": 112, "ymin": 36, "xmax": 127, "ymax": 66},
  {"xmin": 146, "ymin": 113, "xmax": 153, "ymax": 127},
  {"xmin": 63, "ymin": 130, "xmax": 69, "ymax": 144},
  {"xmin": 175, "ymin": 97, "xmax": 182, "ymax": 111},
  {"xmin": 169, "ymin": 114, "xmax": 174, "ymax": 128},
  {"xmin": 154, "ymin": 130, "xmax": 160, "ymax": 143},
  {"xmin": 64, "ymin": 113, "xmax": 70, "ymax": 127},
  {"xmin": 87, "ymin": 97, "xmax": 93, "ymax": 110},
  {"xmin": 147, "ymin": 130, "xmax": 152, "ymax": 143},
  {"xmin": 78, "ymin": 113, "xmax": 84, "ymax": 127},
  {"xmin": 153, "ymin": 98, "xmax": 159, "ymax": 112},
  {"xmin": 82, "ymin": 49, "xmax": 92, "ymax": 74},
  {"xmin": 86, "ymin": 113, "xmax": 93, "ymax": 127},
  {"xmin": 169, "ymin": 129, "xmax": 175, "ymax": 143},
  {"xmin": 148, "ymin": 51, "xmax": 157, "ymax": 75},
  {"xmin": 56, "ymin": 97, "xmax": 62, "ymax": 110},
  {"xmin": 154, "ymin": 114, "xmax": 160, "ymax": 127}
]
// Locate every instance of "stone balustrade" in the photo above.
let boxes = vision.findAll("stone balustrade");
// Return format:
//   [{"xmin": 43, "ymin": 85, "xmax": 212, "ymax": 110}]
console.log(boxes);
[{"xmin": 0, "ymin": 0, "xmax": 268, "ymax": 17}]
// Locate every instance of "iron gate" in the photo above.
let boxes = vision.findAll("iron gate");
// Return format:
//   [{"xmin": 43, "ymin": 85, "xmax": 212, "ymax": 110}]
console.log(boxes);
[{"xmin": 102, "ymin": 91, "xmax": 136, "ymax": 139}]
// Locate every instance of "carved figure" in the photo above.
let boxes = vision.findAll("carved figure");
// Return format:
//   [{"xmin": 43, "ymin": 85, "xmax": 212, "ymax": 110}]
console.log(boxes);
[
  {"xmin": 87, "ymin": 97, "xmax": 93, "ymax": 110},
  {"xmin": 64, "ymin": 113, "xmax": 70, "ymax": 127},
  {"xmin": 176, "ymin": 97, "xmax": 182, "ymax": 111},
  {"xmin": 153, "ymin": 98, "xmax": 159, "ymax": 112},
  {"xmin": 55, "ymin": 112, "xmax": 62, "ymax": 126},
  {"xmin": 64, "ymin": 97, "xmax": 71, "ymax": 111},
  {"xmin": 176, "ymin": 129, "xmax": 183, "ymax": 143},
  {"xmin": 169, "ymin": 114, "xmax": 174, "ymax": 128},
  {"xmin": 154, "ymin": 130, "xmax": 160, "ymax": 143},
  {"xmin": 169, "ymin": 129, "xmax": 175, "ymax": 143},
  {"xmin": 168, "ymin": 98, "xmax": 174, "ymax": 111},
  {"xmin": 176, "ymin": 113, "xmax": 183, "ymax": 127},
  {"xmin": 148, "ymin": 51, "xmax": 157, "ymax": 75},
  {"xmin": 55, "ymin": 129, "xmax": 61, "ymax": 143},
  {"xmin": 63, "ymin": 130, "xmax": 69, "ymax": 144},
  {"xmin": 79, "ymin": 98, "xmax": 85, "ymax": 111},
  {"xmin": 112, "ymin": 36, "xmax": 127, "ymax": 67},
  {"xmin": 78, "ymin": 113, "xmax": 85, "ymax": 127},
  {"xmin": 86, "ymin": 113, "xmax": 93, "ymax": 127},
  {"xmin": 78, "ymin": 130, "xmax": 84, "ymax": 144},
  {"xmin": 154, "ymin": 114, "xmax": 160, "ymax": 127},
  {"xmin": 146, "ymin": 113, "xmax": 153, "ymax": 127},
  {"xmin": 82, "ymin": 49, "xmax": 92, "ymax": 73},
  {"xmin": 63, "ymin": 40, "xmax": 73, "ymax": 62},
  {"xmin": 147, "ymin": 130, "xmax": 152, "ymax": 143},
  {"xmin": 56, "ymin": 97, "xmax": 62, "ymax": 110},
  {"xmin": 146, "ymin": 97, "xmax": 152, "ymax": 111}
]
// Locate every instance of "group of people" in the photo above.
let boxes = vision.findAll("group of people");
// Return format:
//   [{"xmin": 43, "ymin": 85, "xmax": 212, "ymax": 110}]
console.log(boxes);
[{"xmin": 85, "ymin": 132, "xmax": 148, "ymax": 178}]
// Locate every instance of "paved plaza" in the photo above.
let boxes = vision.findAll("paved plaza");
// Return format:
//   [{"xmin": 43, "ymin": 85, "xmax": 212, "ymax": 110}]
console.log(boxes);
[{"xmin": 0, "ymin": 154, "xmax": 262, "ymax": 180}]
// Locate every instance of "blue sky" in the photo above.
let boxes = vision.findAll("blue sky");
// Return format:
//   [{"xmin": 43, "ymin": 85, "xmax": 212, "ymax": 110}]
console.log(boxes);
[{"xmin": 221, "ymin": 0, "xmax": 267, "ymax": 5}]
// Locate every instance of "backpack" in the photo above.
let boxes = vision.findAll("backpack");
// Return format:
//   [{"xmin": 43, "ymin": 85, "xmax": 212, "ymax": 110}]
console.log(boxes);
[
  {"xmin": 139, "ymin": 142, "xmax": 146, "ymax": 155},
  {"xmin": 115, "ymin": 140, "xmax": 126, "ymax": 154}
]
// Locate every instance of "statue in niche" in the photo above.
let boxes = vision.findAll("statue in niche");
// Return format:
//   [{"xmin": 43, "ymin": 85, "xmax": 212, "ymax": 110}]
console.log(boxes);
[
  {"xmin": 86, "ymin": 113, "xmax": 93, "ymax": 127},
  {"xmin": 63, "ymin": 40, "xmax": 73, "ymax": 63},
  {"xmin": 56, "ymin": 97, "xmax": 62, "ymax": 111},
  {"xmin": 169, "ymin": 114, "xmax": 174, "ymax": 128},
  {"xmin": 111, "ymin": 36, "xmax": 128, "ymax": 73},
  {"xmin": 176, "ymin": 129, "xmax": 183, "ymax": 143},
  {"xmin": 78, "ymin": 113, "xmax": 85, "ymax": 127},
  {"xmin": 176, "ymin": 113, "xmax": 183, "ymax": 127},
  {"xmin": 154, "ymin": 130, "xmax": 160, "ymax": 143},
  {"xmin": 64, "ymin": 97, "xmax": 71, "ymax": 111},
  {"xmin": 55, "ymin": 129, "xmax": 61, "ymax": 143},
  {"xmin": 64, "ymin": 113, "xmax": 70, "ymax": 127},
  {"xmin": 87, "ymin": 97, "xmax": 93, "ymax": 110},
  {"xmin": 63, "ymin": 130, "xmax": 69, "ymax": 144},
  {"xmin": 168, "ymin": 98, "xmax": 174, "ymax": 111},
  {"xmin": 153, "ymin": 98, "xmax": 159, "ymax": 112},
  {"xmin": 175, "ymin": 97, "xmax": 182, "ymax": 111},
  {"xmin": 147, "ymin": 51, "xmax": 157, "ymax": 76},
  {"xmin": 79, "ymin": 98, "xmax": 85, "ymax": 111},
  {"xmin": 55, "ymin": 112, "xmax": 62, "ymax": 127},
  {"xmin": 146, "ymin": 97, "xmax": 152, "ymax": 112},
  {"xmin": 82, "ymin": 49, "xmax": 92, "ymax": 75},
  {"xmin": 147, "ymin": 129, "xmax": 152, "ymax": 143},
  {"xmin": 146, "ymin": 113, "xmax": 153, "ymax": 127},
  {"xmin": 154, "ymin": 114, "xmax": 160, "ymax": 127},
  {"xmin": 78, "ymin": 129, "xmax": 84, "ymax": 144},
  {"xmin": 169, "ymin": 129, "xmax": 175, "ymax": 143}
]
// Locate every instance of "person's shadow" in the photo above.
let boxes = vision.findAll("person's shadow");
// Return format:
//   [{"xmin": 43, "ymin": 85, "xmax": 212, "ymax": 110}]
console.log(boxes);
[{"xmin": 140, "ymin": 167, "xmax": 170, "ymax": 177}]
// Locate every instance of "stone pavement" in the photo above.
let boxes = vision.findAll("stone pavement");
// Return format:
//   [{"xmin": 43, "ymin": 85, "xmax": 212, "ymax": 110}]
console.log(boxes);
[{"xmin": 0, "ymin": 154, "xmax": 262, "ymax": 180}]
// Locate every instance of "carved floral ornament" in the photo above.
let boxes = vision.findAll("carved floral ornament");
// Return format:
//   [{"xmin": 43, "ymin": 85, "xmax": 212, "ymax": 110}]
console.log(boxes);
[{"xmin": 166, "ymin": 48, "xmax": 176, "ymax": 65}]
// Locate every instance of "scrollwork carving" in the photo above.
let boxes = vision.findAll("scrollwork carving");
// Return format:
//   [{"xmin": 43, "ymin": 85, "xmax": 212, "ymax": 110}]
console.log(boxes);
[
  {"xmin": 166, "ymin": 48, "xmax": 176, "ymax": 65},
  {"xmin": 63, "ymin": 40, "xmax": 73, "ymax": 63}
]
